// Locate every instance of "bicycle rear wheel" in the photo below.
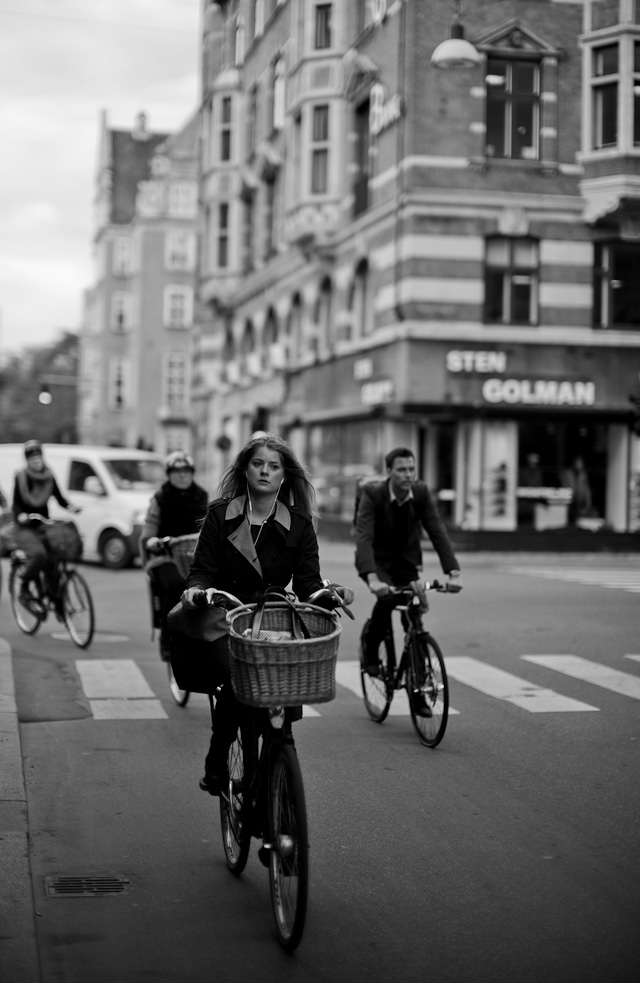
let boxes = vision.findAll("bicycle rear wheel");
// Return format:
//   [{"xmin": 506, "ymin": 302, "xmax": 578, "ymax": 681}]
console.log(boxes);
[
  {"xmin": 167, "ymin": 663, "xmax": 190, "ymax": 706},
  {"xmin": 269, "ymin": 743, "xmax": 308, "ymax": 951},
  {"xmin": 359, "ymin": 619, "xmax": 393, "ymax": 723},
  {"xmin": 62, "ymin": 570, "xmax": 95, "ymax": 649},
  {"xmin": 407, "ymin": 633, "xmax": 449, "ymax": 748},
  {"xmin": 9, "ymin": 564, "xmax": 44, "ymax": 635},
  {"xmin": 220, "ymin": 720, "xmax": 254, "ymax": 875}
]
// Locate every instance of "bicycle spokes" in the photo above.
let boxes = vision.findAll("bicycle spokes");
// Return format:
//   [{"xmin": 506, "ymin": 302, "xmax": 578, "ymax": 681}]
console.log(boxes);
[{"xmin": 408, "ymin": 635, "xmax": 449, "ymax": 748}]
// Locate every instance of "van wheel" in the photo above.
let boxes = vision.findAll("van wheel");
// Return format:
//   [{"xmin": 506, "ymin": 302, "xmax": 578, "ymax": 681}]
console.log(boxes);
[{"xmin": 100, "ymin": 532, "xmax": 130, "ymax": 569}]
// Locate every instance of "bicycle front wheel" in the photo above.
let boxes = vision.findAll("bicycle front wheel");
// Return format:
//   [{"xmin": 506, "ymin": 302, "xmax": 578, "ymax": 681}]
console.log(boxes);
[
  {"xmin": 407, "ymin": 633, "xmax": 449, "ymax": 748},
  {"xmin": 62, "ymin": 570, "xmax": 95, "ymax": 649},
  {"xmin": 167, "ymin": 663, "xmax": 189, "ymax": 706},
  {"xmin": 269, "ymin": 743, "xmax": 309, "ymax": 951},
  {"xmin": 220, "ymin": 720, "xmax": 254, "ymax": 875},
  {"xmin": 9, "ymin": 564, "xmax": 44, "ymax": 635},
  {"xmin": 359, "ymin": 619, "xmax": 393, "ymax": 723}
]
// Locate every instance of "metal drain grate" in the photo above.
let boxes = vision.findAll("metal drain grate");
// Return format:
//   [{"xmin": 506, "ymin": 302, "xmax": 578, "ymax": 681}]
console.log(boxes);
[{"xmin": 44, "ymin": 875, "xmax": 131, "ymax": 898}]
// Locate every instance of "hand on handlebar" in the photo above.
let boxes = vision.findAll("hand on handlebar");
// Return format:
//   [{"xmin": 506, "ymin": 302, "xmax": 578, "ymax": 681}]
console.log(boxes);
[
  {"xmin": 145, "ymin": 536, "xmax": 162, "ymax": 553},
  {"xmin": 181, "ymin": 586, "xmax": 242, "ymax": 609},
  {"xmin": 306, "ymin": 582, "xmax": 356, "ymax": 619},
  {"xmin": 367, "ymin": 574, "xmax": 390, "ymax": 598}
]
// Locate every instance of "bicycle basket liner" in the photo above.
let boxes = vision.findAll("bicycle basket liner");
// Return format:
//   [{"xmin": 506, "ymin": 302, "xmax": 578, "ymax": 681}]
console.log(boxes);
[
  {"xmin": 169, "ymin": 534, "xmax": 199, "ymax": 579},
  {"xmin": 43, "ymin": 520, "xmax": 83, "ymax": 561},
  {"xmin": 227, "ymin": 601, "xmax": 341, "ymax": 707}
]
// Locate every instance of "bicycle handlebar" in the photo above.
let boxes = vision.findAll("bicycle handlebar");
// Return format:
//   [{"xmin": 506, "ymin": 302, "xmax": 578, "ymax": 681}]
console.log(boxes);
[
  {"xmin": 388, "ymin": 579, "xmax": 462, "ymax": 596},
  {"xmin": 306, "ymin": 581, "xmax": 356, "ymax": 620}
]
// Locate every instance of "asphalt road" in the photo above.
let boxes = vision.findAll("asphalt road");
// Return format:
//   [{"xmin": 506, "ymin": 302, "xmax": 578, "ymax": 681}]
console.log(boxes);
[{"xmin": 1, "ymin": 543, "xmax": 639, "ymax": 983}]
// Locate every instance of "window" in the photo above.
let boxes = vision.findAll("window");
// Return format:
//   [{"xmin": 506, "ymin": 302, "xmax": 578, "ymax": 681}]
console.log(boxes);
[
  {"xmin": 69, "ymin": 461, "xmax": 104, "ymax": 494},
  {"xmin": 163, "ymin": 352, "xmax": 188, "ymax": 415},
  {"xmin": 112, "ymin": 237, "xmax": 131, "ymax": 276},
  {"xmin": 220, "ymin": 97, "xmax": 233, "ymax": 161},
  {"xmin": 314, "ymin": 4, "xmax": 332, "ymax": 50},
  {"xmin": 218, "ymin": 203, "xmax": 229, "ymax": 268},
  {"xmin": 485, "ymin": 238, "xmax": 539, "ymax": 325},
  {"xmin": 592, "ymin": 43, "xmax": 618, "ymax": 149},
  {"xmin": 107, "ymin": 357, "xmax": 129, "ymax": 410},
  {"xmin": 243, "ymin": 196, "xmax": 255, "ymax": 273},
  {"xmin": 234, "ymin": 16, "xmax": 245, "ymax": 66},
  {"xmin": 594, "ymin": 242, "xmax": 640, "ymax": 329},
  {"xmin": 165, "ymin": 231, "xmax": 195, "ymax": 271},
  {"xmin": 353, "ymin": 259, "xmax": 371, "ymax": 337},
  {"xmin": 311, "ymin": 105, "xmax": 329, "ymax": 194},
  {"xmin": 111, "ymin": 292, "xmax": 132, "ymax": 332},
  {"xmin": 168, "ymin": 182, "xmax": 197, "ymax": 218},
  {"xmin": 247, "ymin": 86, "xmax": 258, "ymax": 157},
  {"xmin": 353, "ymin": 98, "xmax": 371, "ymax": 216},
  {"xmin": 634, "ymin": 41, "xmax": 640, "ymax": 146},
  {"xmin": 254, "ymin": 0, "xmax": 265, "ymax": 37},
  {"xmin": 163, "ymin": 286, "xmax": 193, "ymax": 329},
  {"xmin": 486, "ymin": 58, "xmax": 540, "ymax": 160},
  {"xmin": 264, "ymin": 180, "xmax": 276, "ymax": 259},
  {"xmin": 273, "ymin": 57, "xmax": 286, "ymax": 131}
]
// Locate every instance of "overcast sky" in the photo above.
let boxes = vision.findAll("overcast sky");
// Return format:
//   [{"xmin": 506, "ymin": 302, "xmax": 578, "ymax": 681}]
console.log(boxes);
[{"xmin": 0, "ymin": 0, "xmax": 201, "ymax": 356}]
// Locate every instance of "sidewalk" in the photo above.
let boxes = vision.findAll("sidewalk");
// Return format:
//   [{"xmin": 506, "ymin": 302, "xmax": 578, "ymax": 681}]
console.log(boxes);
[{"xmin": 0, "ymin": 637, "xmax": 40, "ymax": 983}]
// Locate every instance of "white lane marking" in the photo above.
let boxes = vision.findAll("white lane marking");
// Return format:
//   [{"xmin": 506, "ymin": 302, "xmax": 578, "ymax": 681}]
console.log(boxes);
[
  {"xmin": 89, "ymin": 699, "xmax": 167, "ymax": 720},
  {"xmin": 522, "ymin": 655, "xmax": 640, "ymax": 701},
  {"xmin": 302, "ymin": 706, "xmax": 321, "ymax": 717},
  {"xmin": 76, "ymin": 659, "xmax": 155, "ymax": 699},
  {"xmin": 446, "ymin": 657, "xmax": 598, "ymax": 713},
  {"xmin": 502, "ymin": 567, "xmax": 640, "ymax": 594},
  {"xmin": 50, "ymin": 632, "xmax": 130, "ymax": 643},
  {"xmin": 625, "ymin": 655, "xmax": 640, "ymax": 664},
  {"xmin": 335, "ymin": 661, "xmax": 460, "ymax": 715}
]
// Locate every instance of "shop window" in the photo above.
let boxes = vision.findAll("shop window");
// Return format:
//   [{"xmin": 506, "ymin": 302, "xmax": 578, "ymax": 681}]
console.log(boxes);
[
  {"xmin": 592, "ymin": 43, "xmax": 618, "ymax": 149},
  {"xmin": 311, "ymin": 105, "xmax": 329, "ymax": 194},
  {"xmin": 594, "ymin": 242, "xmax": 640, "ymax": 329},
  {"xmin": 486, "ymin": 57, "xmax": 540, "ymax": 160},
  {"xmin": 314, "ymin": 4, "xmax": 332, "ymax": 50},
  {"xmin": 485, "ymin": 237, "xmax": 539, "ymax": 325}
]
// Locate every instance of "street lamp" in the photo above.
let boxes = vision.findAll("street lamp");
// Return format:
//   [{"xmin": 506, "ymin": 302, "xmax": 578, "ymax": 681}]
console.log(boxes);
[{"xmin": 430, "ymin": 1, "xmax": 489, "ymax": 70}]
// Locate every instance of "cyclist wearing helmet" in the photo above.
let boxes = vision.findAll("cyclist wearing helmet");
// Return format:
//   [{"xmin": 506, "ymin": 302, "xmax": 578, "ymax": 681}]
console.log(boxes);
[
  {"xmin": 12, "ymin": 440, "xmax": 79, "ymax": 607},
  {"xmin": 141, "ymin": 451, "xmax": 208, "ymax": 658}
]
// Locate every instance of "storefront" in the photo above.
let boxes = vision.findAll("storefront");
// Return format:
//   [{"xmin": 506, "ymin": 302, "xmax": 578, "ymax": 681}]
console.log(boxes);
[{"xmin": 284, "ymin": 339, "xmax": 640, "ymax": 534}]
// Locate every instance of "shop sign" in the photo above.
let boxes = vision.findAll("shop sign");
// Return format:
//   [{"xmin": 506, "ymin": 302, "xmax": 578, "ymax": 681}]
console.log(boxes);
[
  {"xmin": 370, "ymin": 83, "xmax": 403, "ymax": 137},
  {"xmin": 482, "ymin": 378, "xmax": 596, "ymax": 406},
  {"xmin": 517, "ymin": 487, "xmax": 573, "ymax": 503},
  {"xmin": 354, "ymin": 357, "xmax": 374, "ymax": 380},
  {"xmin": 361, "ymin": 378, "xmax": 394, "ymax": 406},
  {"xmin": 446, "ymin": 350, "xmax": 507, "ymax": 373}
]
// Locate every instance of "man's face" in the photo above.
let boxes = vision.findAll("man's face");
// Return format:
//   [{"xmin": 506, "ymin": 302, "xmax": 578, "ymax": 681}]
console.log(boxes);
[{"xmin": 388, "ymin": 456, "xmax": 416, "ymax": 498}]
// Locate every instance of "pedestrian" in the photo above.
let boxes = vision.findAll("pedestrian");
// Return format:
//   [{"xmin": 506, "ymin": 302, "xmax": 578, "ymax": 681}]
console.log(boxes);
[
  {"xmin": 562, "ymin": 456, "xmax": 593, "ymax": 524},
  {"xmin": 179, "ymin": 431, "xmax": 353, "ymax": 794}
]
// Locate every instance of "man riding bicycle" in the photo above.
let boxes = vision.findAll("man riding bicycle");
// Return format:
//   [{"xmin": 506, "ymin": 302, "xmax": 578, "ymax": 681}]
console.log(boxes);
[
  {"xmin": 12, "ymin": 440, "xmax": 80, "ymax": 609},
  {"xmin": 354, "ymin": 447, "xmax": 461, "ymax": 704}
]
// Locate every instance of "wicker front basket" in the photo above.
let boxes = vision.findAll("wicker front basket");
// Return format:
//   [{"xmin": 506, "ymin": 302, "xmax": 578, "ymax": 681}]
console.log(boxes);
[
  {"xmin": 227, "ymin": 601, "xmax": 341, "ymax": 707},
  {"xmin": 169, "ymin": 534, "xmax": 199, "ymax": 579}
]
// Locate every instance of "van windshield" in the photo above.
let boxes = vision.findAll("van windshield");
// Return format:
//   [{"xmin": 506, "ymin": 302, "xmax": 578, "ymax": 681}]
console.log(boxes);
[{"xmin": 104, "ymin": 458, "xmax": 164, "ymax": 490}]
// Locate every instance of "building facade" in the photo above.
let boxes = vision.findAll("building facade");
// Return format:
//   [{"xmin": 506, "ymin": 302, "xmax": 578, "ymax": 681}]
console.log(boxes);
[
  {"xmin": 79, "ymin": 111, "xmax": 199, "ymax": 456},
  {"xmin": 193, "ymin": 0, "xmax": 640, "ymax": 537}
]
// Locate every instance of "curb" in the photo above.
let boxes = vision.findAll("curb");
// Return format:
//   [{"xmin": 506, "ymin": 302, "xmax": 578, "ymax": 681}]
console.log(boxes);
[{"xmin": 0, "ymin": 637, "xmax": 40, "ymax": 983}]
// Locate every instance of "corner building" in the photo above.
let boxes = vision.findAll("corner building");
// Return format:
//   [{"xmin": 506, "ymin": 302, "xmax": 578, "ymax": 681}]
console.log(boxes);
[{"xmin": 194, "ymin": 0, "xmax": 640, "ymax": 540}]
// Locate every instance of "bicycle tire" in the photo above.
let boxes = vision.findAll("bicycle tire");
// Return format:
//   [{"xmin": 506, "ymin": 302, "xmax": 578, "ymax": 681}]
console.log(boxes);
[
  {"xmin": 9, "ymin": 563, "xmax": 44, "ymax": 635},
  {"xmin": 220, "ymin": 720, "xmax": 254, "ymax": 875},
  {"xmin": 167, "ymin": 663, "xmax": 190, "ymax": 707},
  {"xmin": 62, "ymin": 570, "xmax": 95, "ymax": 649},
  {"xmin": 359, "ymin": 619, "xmax": 393, "ymax": 723},
  {"xmin": 407, "ymin": 633, "xmax": 449, "ymax": 748},
  {"xmin": 269, "ymin": 743, "xmax": 309, "ymax": 951}
]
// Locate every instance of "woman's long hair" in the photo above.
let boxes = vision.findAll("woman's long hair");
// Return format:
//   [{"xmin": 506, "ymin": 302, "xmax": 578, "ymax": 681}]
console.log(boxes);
[{"xmin": 218, "ymin": 432, "xmax": 317, "ymax": 518}]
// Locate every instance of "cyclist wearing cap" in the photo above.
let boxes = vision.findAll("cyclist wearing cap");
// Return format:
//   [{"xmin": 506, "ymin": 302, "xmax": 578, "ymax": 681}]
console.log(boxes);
[
  {"xmin": 141, "ymin": 452, "xmax": 208, "ymax": 658},
  {"xmin": 12, "ymin": 440, "xmax": 79, "ymax": 607}
]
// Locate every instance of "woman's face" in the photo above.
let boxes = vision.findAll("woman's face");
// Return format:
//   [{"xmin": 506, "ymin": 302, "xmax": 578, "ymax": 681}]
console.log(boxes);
[
  {"xmin": 246, "ymin": 446, "xmax": 284, "ymax": 497},
  {"xmin": 27, "ymin": 452, "xmax": 45, "ymax": 471},
  {"xmin": 168, "ymin": 467, "xmax": 194, "ymax": 489}
]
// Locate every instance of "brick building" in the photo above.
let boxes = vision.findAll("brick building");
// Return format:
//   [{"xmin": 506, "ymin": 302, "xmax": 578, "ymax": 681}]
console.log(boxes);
[{"xmin": 192, "ymin": 0, "xmax": 640, "ymax": 539}]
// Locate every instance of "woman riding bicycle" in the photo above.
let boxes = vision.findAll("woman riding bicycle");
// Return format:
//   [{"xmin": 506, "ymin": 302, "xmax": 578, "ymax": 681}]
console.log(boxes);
[
  {"xmin": 178, "ymin": 431, "xmax": 353, "ymax": 795},
  {"xmin": 12, "ymin": 440, "xmax": 80, "ymax": 609},
  {"xmin": 141, "ymin": 451, "xmax": 208, "ymax": 659}
]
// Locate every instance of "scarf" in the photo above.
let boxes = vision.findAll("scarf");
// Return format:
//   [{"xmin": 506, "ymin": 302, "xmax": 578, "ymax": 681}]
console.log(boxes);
[{"xmin": 16, "ymin": 465, "xmax": 56, "ymax": 509}]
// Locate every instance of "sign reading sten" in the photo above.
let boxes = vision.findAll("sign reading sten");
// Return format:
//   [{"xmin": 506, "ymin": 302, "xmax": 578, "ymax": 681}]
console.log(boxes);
[{"xmin": 445, "ymin": 349, "xmax": 596, "ymax": 407}]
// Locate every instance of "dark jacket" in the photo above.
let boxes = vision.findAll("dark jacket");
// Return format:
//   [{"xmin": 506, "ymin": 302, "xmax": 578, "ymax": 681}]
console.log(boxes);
[
  {"xmin": 141, "ymin": 480, "xmax": 208, "ymax": 545},
  {"xmin": 355, "ymin": 479, "xmax": 459, "ymax": 579},
  {"xmin": 12, "ymin": 469, "xmax": 69, "ymax": 520},
  {"xmin": 186, "ymin": 495, "xmax": 323, "ymax": 604}
]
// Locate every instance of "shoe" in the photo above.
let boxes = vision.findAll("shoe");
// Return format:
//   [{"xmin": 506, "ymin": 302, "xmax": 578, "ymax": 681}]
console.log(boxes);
[
  {"xmin": 199, "ymin": 772, "xmax": 227, "ymax": 796},
  {"xmin": 19, "ymin": 592, "xmax": 42, "ymax": 616},
  {"xmin": 365, "ymin": 663, "xmax": 380, "ymax": 678},
  {"xmin": 412, "ymin": 695, "xmax": 433, "ymax": 718}
]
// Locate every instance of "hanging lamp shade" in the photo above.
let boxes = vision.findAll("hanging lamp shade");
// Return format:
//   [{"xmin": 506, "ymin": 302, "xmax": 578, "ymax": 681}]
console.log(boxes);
[{"xmin": 431, "ymin": 20, "xmax": 482, "ymax": 70}]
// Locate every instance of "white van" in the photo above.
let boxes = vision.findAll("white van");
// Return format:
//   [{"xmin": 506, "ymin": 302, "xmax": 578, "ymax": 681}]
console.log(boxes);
[{"xmin": 0, "ymin": 444, "xmax": 164, "ymax": 568}]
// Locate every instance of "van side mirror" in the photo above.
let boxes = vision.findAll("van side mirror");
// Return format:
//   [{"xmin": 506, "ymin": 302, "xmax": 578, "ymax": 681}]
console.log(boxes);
[{"xmin": 84, "ymin": 476, "xmax": 106, "ymax": 496}]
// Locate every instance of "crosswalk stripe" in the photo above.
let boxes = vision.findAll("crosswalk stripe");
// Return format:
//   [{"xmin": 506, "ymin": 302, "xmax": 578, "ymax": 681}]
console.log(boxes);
[
  {"xmin": 335, "ymin": 661, "xmax": 460, "ymax": 715},
  {"xmin": 502, "ymin": 567, "xmax": 640, "ymax": 594},
  {"xmin": 76, "ymin": 659, "xmax": 168, "ymax": 719},
  {"xmin": 522, "ymin": 655, "xmax": 640, "ymax": 701},
  {"xmin": 446, "ymin": 657, "xmax": 598, "ymax": 712}
]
